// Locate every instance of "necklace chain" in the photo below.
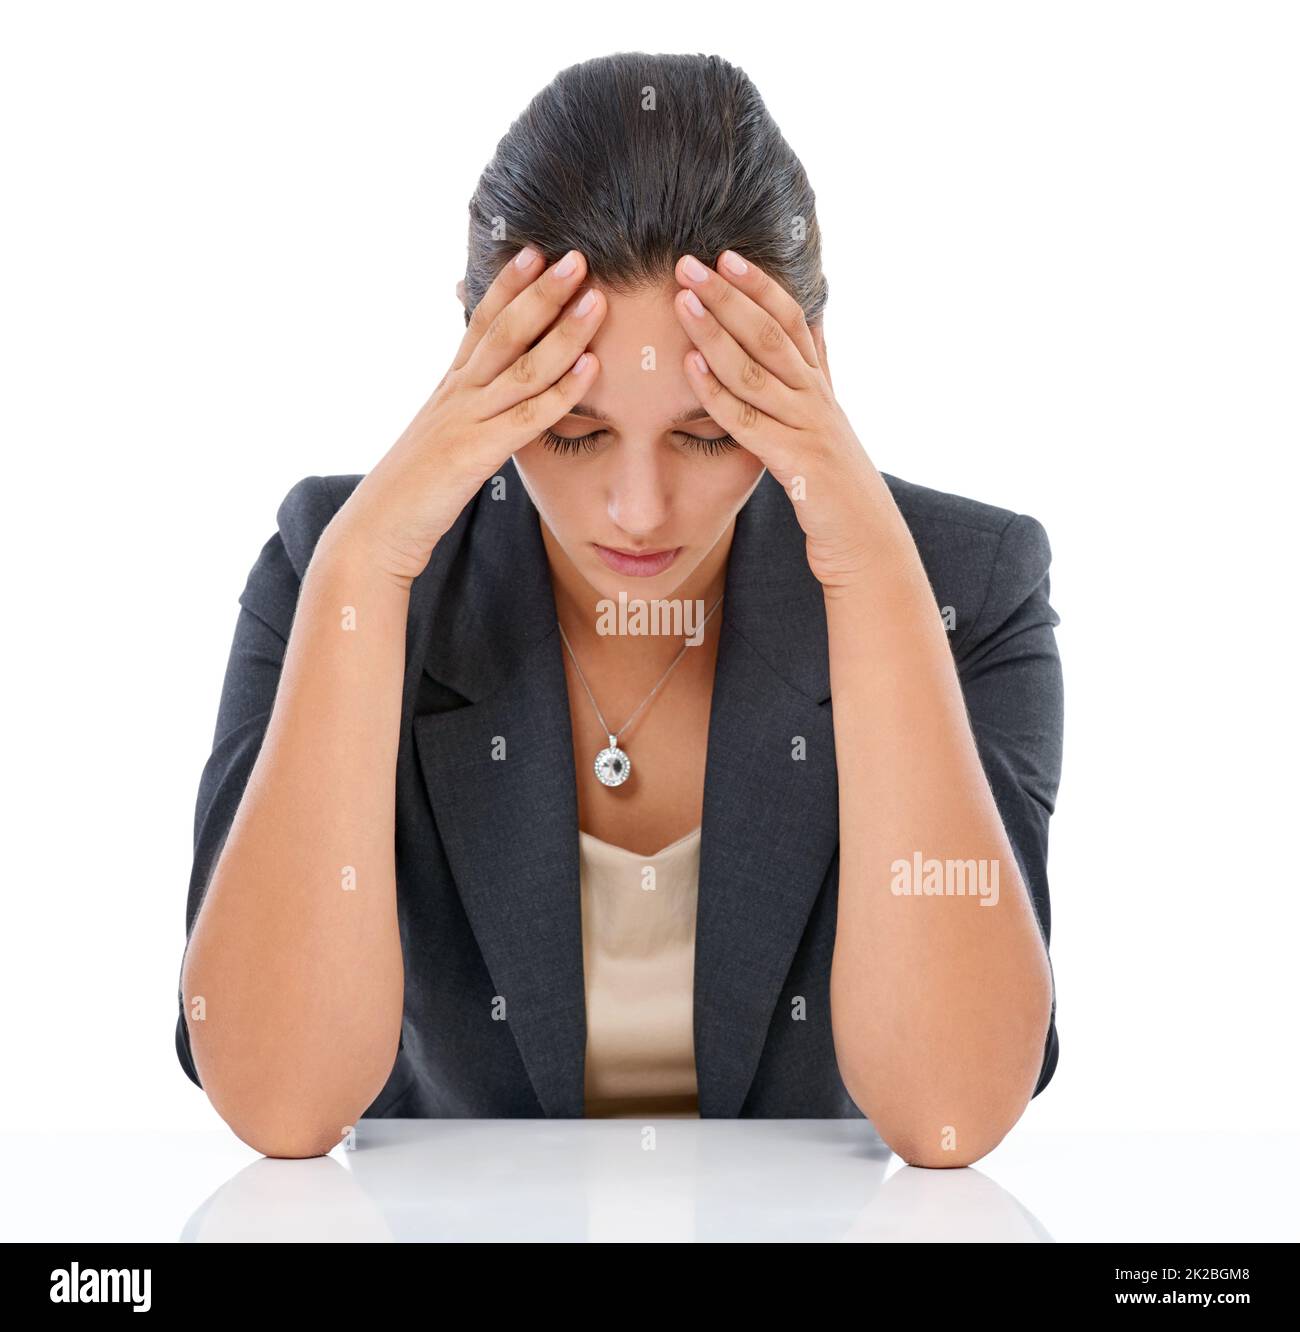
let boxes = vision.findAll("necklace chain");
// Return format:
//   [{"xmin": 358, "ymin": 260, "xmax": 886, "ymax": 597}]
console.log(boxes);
[{"xmin": 557, "ymin": 594, "xmax": 725, "ymax": 746}]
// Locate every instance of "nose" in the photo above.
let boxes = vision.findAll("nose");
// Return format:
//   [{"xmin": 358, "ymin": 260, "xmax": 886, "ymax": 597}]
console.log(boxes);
[{"xmin": 605, "ymin": 444, "xmax": 670, "ymax": 540}]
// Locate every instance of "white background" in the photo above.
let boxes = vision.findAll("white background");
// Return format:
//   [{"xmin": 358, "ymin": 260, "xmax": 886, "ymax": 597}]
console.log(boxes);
[{"xmin": 2, "ymin": 0, "xmax": 1296, "ymax": 1143}]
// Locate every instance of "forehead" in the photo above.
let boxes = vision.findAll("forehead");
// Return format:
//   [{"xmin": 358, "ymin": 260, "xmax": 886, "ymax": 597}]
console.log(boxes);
[{"xmin": 567, "ymin": 280, "xmax": 713, "ymax": 424}]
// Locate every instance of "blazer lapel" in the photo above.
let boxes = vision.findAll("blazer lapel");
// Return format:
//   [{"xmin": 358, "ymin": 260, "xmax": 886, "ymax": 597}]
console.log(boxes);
[
  {"xmin": 693, "ymin": 474, "xmax": 841, "ymax": 1116},
  {"xmin": 409, "ymin": 468, "xmax": 839, "ymax": 1119},
  {"xmin": 411, "ymin": 474, "xmax": 587, "ymax": 1117}
]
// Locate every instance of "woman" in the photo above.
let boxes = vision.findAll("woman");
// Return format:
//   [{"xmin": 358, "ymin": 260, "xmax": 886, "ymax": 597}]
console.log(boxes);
[{"xmin": 175, "ymin": 52, "xmax": 1062, "ymax": 1167}]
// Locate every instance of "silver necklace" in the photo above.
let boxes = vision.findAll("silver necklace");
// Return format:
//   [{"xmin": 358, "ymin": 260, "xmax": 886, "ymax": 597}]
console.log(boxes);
[{"xmin": 557, "ymin": 595, "xmax": 724, "ymax": 788}]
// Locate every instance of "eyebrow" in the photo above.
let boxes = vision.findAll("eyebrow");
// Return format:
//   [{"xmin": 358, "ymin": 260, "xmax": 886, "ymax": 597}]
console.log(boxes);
[{"xmin": 568, "ymin": 402, "xmax": 714, "ymax": 427}]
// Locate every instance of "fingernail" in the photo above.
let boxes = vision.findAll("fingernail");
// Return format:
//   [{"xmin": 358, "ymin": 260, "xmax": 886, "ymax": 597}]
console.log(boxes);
[
  {"xmin": 575, "ymin": 289, "xmax": 596, "ymax": 317},
  {"xmin": 555, "ymin": 250, "xmax": 579, "ymax": 278},
  {"xmin": 682, "ymin": 254, "xmax": 709, "ymax": 282},
  {"xmin": 690, "ymin": 351, "xmax": 709, "ymax": 374},
  {"xmin": 721, "ymin": 250, "xmax": 748, "ymax": 275},
  {"xmin": 515, "ymin": 245, "xmax": 539, "ymax": 269},
  {"xmin": 572, "ymin": 352, "xmax": 591, "ymax": 374},
  {"xmin": 682, "ymin": 290, "xmax": 705, "ymax": 317}
]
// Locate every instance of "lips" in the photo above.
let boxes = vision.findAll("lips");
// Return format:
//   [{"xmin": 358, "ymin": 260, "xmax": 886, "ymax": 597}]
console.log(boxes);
[{"xmin": 592, "ymin": 543, "xmax": 682, "ymax": 577}]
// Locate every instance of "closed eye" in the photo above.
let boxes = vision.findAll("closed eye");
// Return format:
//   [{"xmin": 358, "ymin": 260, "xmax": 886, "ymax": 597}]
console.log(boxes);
[
  {"xmin": 538, "ymin": 428, "xmax": 740, "ymax": 456},
  {"xmin": 676, "ymin": 432, "xmax": 739, "ymax": 455},
  {"xmin": 539, "ymin": 428, "xmax": 603, "ymax": 455}
]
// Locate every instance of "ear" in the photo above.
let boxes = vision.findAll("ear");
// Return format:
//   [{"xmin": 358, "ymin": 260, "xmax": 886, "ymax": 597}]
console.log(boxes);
[
  {"xmin": 810, "ymin": 321, "xmax": 832, "ymax": 390},
  {"xmin": 456, "ymin": 278, "xmax": 468, "ymax": 311}
]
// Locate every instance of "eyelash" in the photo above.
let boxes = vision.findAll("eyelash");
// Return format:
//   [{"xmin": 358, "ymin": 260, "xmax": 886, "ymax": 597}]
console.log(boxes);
[{"xmin": 539, "ymin": 429, "xmax": 740, "ymax": 456}]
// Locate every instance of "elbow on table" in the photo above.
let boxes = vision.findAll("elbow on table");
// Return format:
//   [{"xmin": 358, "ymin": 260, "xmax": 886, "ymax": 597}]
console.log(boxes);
[
  {"xmin": 225, "ymin": 1108, "xmax": 356, "ymax": 1160},
  {"xmin": 836, "ymin": 992, "xmax": 1054, "ymax": 1167},
  {"xmin": 843, "ymin": 1075, "xmax": 1038, "ymax": 1169},
  {"xmin": 195, "ymin": 1072, "xmax": 371, "ymax": 1159},
  {"xmin": 878, "ymin": 1122, "xmax": 1012, "ymax": 1170},
  {"xmin": 183, "ymin": 1019, "xmax": 398, "ymax": 1160}
]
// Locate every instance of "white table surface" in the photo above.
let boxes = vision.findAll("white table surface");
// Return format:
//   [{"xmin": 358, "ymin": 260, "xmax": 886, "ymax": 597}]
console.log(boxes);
[{"xmin": 5, "ymin": 1122, "xmax": 1296, "ymax": 1243}]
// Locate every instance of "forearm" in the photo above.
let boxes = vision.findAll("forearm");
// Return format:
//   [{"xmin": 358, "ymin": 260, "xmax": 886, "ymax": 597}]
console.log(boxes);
[
  {"xmin": 181, "ymin": 522, "xmax": 410, "ymax": 1157},
  {"xmin": 825, "ymin": 479, "xmax": 1053, "ymax": 1167}
]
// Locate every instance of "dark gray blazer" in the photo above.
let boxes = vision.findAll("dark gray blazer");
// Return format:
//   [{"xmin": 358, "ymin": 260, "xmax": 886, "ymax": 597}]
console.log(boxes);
[{"xmin": 175, "ymin": 467, "xmax": 1063, "ymax": 1119}]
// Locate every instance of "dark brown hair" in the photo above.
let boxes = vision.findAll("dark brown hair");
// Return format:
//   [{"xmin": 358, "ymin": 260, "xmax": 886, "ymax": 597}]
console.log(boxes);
[{"xmin": 463, "ymin": 53, "xmax": 828, "ymax": 327}]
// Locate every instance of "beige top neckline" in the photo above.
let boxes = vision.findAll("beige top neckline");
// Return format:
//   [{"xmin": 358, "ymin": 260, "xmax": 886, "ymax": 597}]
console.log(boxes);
[
  {"xmin": 579, "ymin": 825, "xmax": 702, "ymax": 860},
  {"xmin": 579, "ymin": 825, "xmax": 702, "ymax": 1119}
]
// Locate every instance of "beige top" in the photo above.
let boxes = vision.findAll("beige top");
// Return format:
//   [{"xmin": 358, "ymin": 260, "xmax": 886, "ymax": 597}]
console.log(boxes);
[{"xmin": 579, "ymin": 825, "xmax": 702, "ymax": 1118}]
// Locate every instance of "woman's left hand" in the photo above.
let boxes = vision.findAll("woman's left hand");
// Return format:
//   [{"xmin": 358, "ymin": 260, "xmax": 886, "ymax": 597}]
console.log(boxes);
[{"xmin": 672, "ymin": 250, "xmax": 895, "ymax": 590}]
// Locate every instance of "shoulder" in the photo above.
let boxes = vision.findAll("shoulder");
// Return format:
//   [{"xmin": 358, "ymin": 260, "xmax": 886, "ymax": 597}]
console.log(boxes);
[
  {"xmin": 269, "ymin": 473, "xmax": 367, "ymax": 576},
  {"xmin": 235, "ymin": 473, "xmax": 366, "ymax": 636},
  {"xmin": 880, "ymin": 472, "xmax": 1056, "ymax": 656}
]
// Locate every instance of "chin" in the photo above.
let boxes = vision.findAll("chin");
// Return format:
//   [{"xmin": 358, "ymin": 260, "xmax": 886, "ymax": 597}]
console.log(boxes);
[{"xmin": 588, "ymin": 567, "xmax": 692, "ymax": 603}]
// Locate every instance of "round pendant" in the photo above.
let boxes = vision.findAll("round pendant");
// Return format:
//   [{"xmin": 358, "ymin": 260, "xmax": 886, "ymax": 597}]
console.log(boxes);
[{"xmin": 594, "ymin": 742, "xmax": 632, "ymax": 788}]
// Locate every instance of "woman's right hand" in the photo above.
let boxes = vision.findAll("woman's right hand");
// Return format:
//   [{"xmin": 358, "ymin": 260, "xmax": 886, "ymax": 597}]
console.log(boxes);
[{"xmin": 326, "ymin": 246, "xmax": 606, "ymax": 587}]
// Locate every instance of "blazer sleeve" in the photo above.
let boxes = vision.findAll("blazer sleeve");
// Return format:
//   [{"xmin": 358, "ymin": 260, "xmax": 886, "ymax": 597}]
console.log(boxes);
[
  {"xmin": 954, "ymin": 512, "xmax": 1064, "ymax": 1098},
  {"xmin": 174, "ymin": 475, "xmax": 344, "ymax": 1089}
]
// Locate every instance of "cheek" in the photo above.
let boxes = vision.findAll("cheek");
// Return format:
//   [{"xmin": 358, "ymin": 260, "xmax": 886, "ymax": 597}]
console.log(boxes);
[
  {"xmin": 683, "ymin": 452, "xmax": 766, "ymax": 524},
  {"xmin": 510, "ymin": 445, "xmax": 582, "ymax": 525}
]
